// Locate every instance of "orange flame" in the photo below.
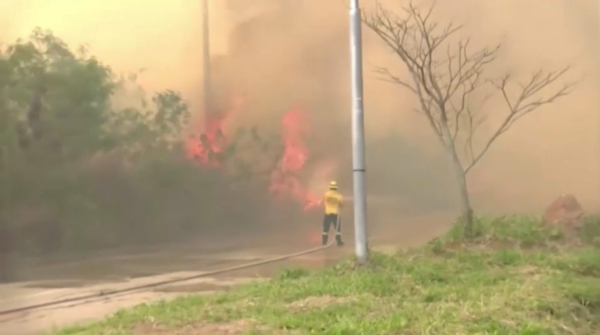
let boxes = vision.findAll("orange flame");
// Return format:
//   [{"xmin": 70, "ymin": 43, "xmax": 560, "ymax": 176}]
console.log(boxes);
[
  {"xmin": 269, "ymin": 109, "xmax": 322, "ymax": 211},
  {"xmin": 186, "ymin": 96, "xmax": 244, "ymax": 166},
  {"xmin": 186, "ymin": 114, "xmax": 227, "ymax": 166},
  {"xmin": 185, "ymin": 101, "xmax": 322, "ymax": 211}
]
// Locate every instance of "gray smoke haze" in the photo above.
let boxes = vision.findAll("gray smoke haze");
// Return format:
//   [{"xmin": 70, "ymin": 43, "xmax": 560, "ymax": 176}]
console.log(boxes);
[{"xmin": 2, "ymin": 0, "xmax": 598, "ymax": 222}]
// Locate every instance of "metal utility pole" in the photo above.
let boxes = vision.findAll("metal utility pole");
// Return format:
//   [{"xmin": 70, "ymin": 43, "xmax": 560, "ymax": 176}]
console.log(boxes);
[
  {"xmin": 596, "ymin": 1, "xmax": 600, "ymax": 206},
  {"xmin": 349, "ymin": 0, "xmax": 368, "ymax": 264},
  {"xmin": 202, "ymin": 0, "xmax": 212, "ymax": 116}
]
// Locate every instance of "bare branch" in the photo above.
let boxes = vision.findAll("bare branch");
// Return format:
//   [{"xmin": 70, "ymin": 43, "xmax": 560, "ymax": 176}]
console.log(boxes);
[
  {"xmin": 463, "ymin": 68, "xmax": 575, "ymax": 174},
  {"xmin": 364, "ymin": 0, "xmax": 575, "ymax": 180},
  {"xmin": 363, "ymin": 1, "xmax": 497, "ymax": 140},
  {"xmin": 374, "ymin": 66, "xmax": 418, "ymax": 93}
]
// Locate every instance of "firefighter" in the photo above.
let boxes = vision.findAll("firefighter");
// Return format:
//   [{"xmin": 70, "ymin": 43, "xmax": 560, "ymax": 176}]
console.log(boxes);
[{"xmin": 322, "ymin": 181, "xmax": 344, "ymax": 247}]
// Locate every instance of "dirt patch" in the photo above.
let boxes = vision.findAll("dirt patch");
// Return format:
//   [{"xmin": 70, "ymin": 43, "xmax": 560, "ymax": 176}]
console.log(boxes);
[
  {"xmin": 24, "ymin": 278, "xmax": 127, "ymax": 289},
  {"xmin": 157, "ymin": 282, "xmax": 224, "ymax": 293},
  {"xmin": 157, "ymin": 278, "xmax": 263, "ymax": 293},
  {"xmin": 287, "ymin": 295, "xmax": 354, "ymax": 310},
  {"xmin": 543, "ymin": 194, "xmax": 584, "ymax": 231},
  {"xmin": 133, "ymin": 320, "xmax": 269, "ymax": 335},
  {"xmin": 514, "ymin": 265, "xmax": 544, "ymax": 280}
]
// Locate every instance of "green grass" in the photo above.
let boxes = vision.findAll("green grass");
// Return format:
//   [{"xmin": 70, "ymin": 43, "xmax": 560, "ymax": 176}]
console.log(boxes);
[{"xmin": 57, "ymin": 216, "xmax": 600, "ymax": 335}]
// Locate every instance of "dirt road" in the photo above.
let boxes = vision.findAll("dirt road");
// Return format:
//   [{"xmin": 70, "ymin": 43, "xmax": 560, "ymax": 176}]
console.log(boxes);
[
  {"xmin": 0, "ymin": 239, "xmax": 352, "ymax": 335},
  {"xmin": 0, "ymin": 212, "xmax": 454, "ymax": 335}
]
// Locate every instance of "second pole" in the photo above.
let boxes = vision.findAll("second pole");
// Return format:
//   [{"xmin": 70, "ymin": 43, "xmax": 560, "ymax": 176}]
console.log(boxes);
[{"xmin": 202, "ymin": 0, "xmax": 212, "ymax": 116}]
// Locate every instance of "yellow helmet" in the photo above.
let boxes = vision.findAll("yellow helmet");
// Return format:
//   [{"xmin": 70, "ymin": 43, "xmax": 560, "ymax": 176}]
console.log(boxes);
[{"xmin": 329, "ymin": 181, "xmax": 338, "ymax": 190}]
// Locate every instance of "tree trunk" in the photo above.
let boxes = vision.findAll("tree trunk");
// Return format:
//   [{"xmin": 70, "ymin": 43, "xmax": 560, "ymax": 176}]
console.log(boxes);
[
  {"xmin": 440, "ymin": 122, "xmax": 473, "ymax": 235},
  {"xmin": 451, "ymin": 159, "xmax": 474, "ymax": 233},
  {"xmin": 440, "ymin": 131, "xmax": 474, "ymax": 233}
]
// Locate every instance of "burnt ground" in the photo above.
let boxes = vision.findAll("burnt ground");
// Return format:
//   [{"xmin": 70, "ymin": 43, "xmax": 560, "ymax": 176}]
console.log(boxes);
[{"xmin": 0, "ymin": 212, "xmax": 454, "ymax": 335}]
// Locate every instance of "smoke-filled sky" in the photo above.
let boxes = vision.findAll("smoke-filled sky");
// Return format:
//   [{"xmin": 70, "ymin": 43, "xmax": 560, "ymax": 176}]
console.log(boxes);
[{"xmin": 2, "ymin": 0, "xmax": 599, "ymax": 214}]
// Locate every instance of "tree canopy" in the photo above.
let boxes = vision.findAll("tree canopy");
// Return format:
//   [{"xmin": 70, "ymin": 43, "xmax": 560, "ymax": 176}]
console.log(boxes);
[{"xmin": 0, "ymin": 28, "xmax": 280, "ymax": 253}]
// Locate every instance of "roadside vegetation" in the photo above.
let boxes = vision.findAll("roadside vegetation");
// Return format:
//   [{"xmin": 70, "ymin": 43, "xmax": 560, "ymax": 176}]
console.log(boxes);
[
  {"xmin": 0, "ymin": 28, "xmax": 456, "ymax": 259},
  {"xmin": 58, "ymin": 216, "xmax": 600, "ymax": 335},
  {"xmin": 0, "ymin": 28, "xmax": 275, "ymax": 255}
]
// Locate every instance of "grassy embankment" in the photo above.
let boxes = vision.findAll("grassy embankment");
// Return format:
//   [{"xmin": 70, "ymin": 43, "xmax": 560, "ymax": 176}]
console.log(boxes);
[{"xmin": 58, "ymin": 216, "xmax": 600, "ymax": 335}]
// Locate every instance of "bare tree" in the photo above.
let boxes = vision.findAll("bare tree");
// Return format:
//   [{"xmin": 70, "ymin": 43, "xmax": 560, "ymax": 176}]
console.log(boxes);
[{"xmin": 363, "ymin": 1, "xmax": 575, "ymax": 231}]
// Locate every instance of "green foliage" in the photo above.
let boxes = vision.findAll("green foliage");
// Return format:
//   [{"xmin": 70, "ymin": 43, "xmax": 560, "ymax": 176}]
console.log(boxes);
[
  {"xmin": 580, "ymin": 215, "xmax": 600, "ymax": 246},
  {"xmin": 276, "ymin": 267, "xmax": 310, "ymax": 280},
  {"xmin": 2, "ymin": 29, "xmax": 114, "ymax": 155},
  {"xmin": 0, "ymin": 28, "xmax": 282, "ymax": 253},
  {"xmin": 439, "ymin": 215, "xmax": 565, "ymax": 247}
]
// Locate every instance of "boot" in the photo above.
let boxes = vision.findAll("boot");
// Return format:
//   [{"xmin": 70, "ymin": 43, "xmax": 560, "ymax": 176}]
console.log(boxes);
[
  {"xmin": 335, "ymin": 235, "xmax": 344, "ymax": 247},
  {"xmin": 322, "ymin": 234, "xmax": 328, "ymax": 246}
]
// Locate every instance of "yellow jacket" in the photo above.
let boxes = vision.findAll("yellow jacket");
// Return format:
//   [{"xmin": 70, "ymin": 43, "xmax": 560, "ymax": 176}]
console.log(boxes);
[{"xmin": 323, "ymin": 190, "xmax": 343, "ymax": 214}]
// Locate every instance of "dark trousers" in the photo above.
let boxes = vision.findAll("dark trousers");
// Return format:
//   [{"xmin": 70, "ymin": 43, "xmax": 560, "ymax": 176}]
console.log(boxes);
[{"xmin": 322, "ymin": 213, "xmax": 343, "ymax": 246}]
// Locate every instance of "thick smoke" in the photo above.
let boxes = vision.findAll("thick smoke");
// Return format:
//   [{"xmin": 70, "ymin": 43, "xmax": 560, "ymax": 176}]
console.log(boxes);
[{"xmin": 2, "ymin": 0, "xmax": 598, "ymax": 229}]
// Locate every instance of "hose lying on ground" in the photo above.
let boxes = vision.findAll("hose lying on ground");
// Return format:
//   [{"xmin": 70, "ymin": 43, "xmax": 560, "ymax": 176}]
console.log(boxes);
[{"xmin": 0, "ymin": 242, "xmax": 335, "ymax": 316}]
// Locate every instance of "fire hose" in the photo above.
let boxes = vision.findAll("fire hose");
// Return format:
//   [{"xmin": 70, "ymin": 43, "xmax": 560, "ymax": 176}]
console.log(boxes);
[{"xmin": 0, "ymin": 241, "xmax": 335, "ymax": 316}]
